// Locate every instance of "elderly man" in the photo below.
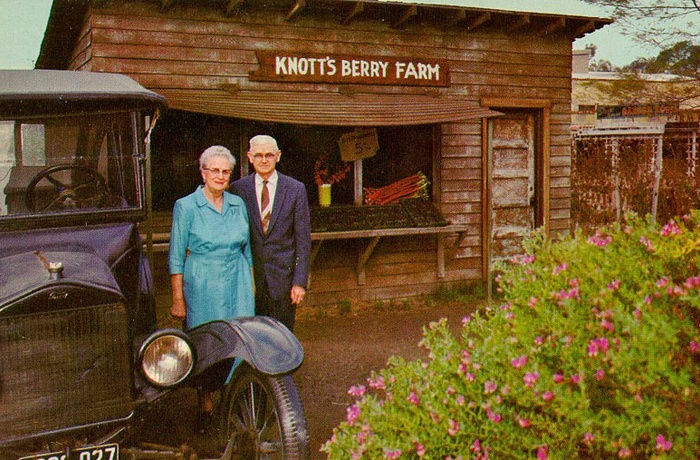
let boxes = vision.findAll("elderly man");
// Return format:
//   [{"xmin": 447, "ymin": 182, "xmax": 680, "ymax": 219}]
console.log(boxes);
[{"xmin": 231, "ymin": 134, "xmax": 311, "ymax": 331}]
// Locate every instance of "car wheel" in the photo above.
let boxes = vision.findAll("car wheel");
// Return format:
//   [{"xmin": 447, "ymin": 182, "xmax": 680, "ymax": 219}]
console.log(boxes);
[{"xmin": 218, "ymin": 364, "xmax": 310, "ymax": 460}]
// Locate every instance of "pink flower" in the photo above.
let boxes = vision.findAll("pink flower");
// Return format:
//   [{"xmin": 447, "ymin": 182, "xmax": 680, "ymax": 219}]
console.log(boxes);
[
  {"xmin": 486, "ymin": 408, "xmax": 501, "ymax": 423},
  {"xmin": 655, "ymin": 434, "xmax": 672, "ymax": 451},
  {"xmin": 583, "ymin": 432, "xmax": 595, "ymax": 446},
  {"xmin": 528, "ymin": 296, "xmax": 538, "ymax": 307},
  {"xmin": 553, "ymin": 373, "xmax": 564, "ymax": 384},
  {"xmin": 570, "ymin": 374, "xmax": 581, "ymax": 384},
  {"xmin": 368, "ymin": 375, "xmax": 386, "ymax": 390},
  {"xmin": 553, "ymin": 283, "xmax": 581, "ymax": 302},
  {"xmin": 512, "ymin": 253, "xmax": 535, "ymax": 265},
  {"xmin": 618, "ymin": 447, "xmax": 631, "ymax": 458},
  {"xmin": 633, "ymin": 308, "xmax": 642, "ymax": 321},
  {"xmin": 588, "ymin": 230, "xmax": 612, "ymax": 246},
  {"xmin": 447, "ymin": 419, "xmax": 459, "ymax": 436},
  {"xmin": 461, "ymin": 350, "xmax": 472, "ymax": 365},
  {"xmin": 346, "ymin": 403, "xmax": 361, "ymax": 425},
  {"xmin": 542, "ymin": 390, "xmax": 554, "ymax": 402},
  {"xmin": 464, "ymin": 371, "xmax": 476, "ymax": 382},
  {"xmin": 408, "ymin": 391, "xmax": 420, "ymax": 405},
  {"xmin": 518, "ymin": 417, "xmax": 531, "ymax": 428},
  {"xmin": 690, "ymin": 341, "xmax": 700, "ymax": 353},
  {"xmin": 348, "ymin": 385, "xmax": 366, "ymax": 397},
  {"xmin": 484, "ymin": 380, "xmax": 497, "ymax": 394},
  {"xmin": 537, "ymin": 445, "xmax": 549, "ymax": 460},
  {"xmin": 414, "ymin": 442, "xmax": 426, "ymax": 457},
  {"xmin": 684, "ymin": 275, "xmax": 700, "ymax": 289},
  {"xmin": 607, "ymin": 279, "xmax": 620, "ymax": 291},
  {"xmin": 595, "ymin": 369, "xmax": 605, "ymax": 380},
  {"xmin": 660, "ymin": 220, "xmax": 681, "ymax": 236},
  {"xmin": 588, "ymin": 337, "xmax": 610, "ymax": 357},
  {"xmin": 600, "ymin": 319, "xmax": 615, "ymax": 332},
  {"xmin": 640, "ymin": 235, "xmax": 654, "ymax": 252},
  {"xmin": 553, "ymin": 262, "xmax": 568, "ymax": 275},
  {"xmin": 356, "ymin": 429, "xmax": 369, "ymax": 444},
  {"xmin": 635, "ymin": 393, "xmax": 643, "ymax": 403},
  {"xmin": 511, "ymin": 355, "xmax": 527, "ymax": 369},
  {"xmin": 535, "ymin": 335, "xmax": 544, "ymax": 345},
  {"xmin": 462, "ymin": 315, "xmax": 472, "ymax": 326},
  {"xmin": 524, "ymin": 372, "xmax": 540, "ymax": 387},
  {"xmin": 470, "ymin": 439, "xmax": 482, "ymax": 453},
  {"xmin": 384, "ymin": 448, "xmax": 402, "ymax": 459}
]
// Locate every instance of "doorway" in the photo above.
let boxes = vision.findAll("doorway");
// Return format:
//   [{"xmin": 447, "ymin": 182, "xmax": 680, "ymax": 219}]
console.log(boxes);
[{"xmin": 485, "ymin": 108, "xmax": 547, "ymax": 266}]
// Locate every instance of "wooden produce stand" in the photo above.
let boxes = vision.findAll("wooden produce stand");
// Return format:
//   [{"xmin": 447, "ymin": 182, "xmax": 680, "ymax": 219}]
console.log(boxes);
[{"xmin": 310, "ymin": 198, "xmax": 466, "ymax": 284}]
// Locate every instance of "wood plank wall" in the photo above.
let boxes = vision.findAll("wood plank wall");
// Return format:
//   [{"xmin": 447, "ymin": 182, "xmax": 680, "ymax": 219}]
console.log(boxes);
[{"xmin": 68, "ymin": 1, "xmax": 573, "ymax": 304}]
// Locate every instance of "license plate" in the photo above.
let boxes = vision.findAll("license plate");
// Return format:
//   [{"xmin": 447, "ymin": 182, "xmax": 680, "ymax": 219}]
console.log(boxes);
[{"xmin": 19, "ymin": 443, "xmax": 119, "ymax": 460}]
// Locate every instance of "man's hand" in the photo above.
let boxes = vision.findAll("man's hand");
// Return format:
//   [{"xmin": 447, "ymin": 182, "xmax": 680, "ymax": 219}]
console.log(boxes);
[{"xmin": 290, "ymin": 285, "xmax": 306, "ymax": 304}]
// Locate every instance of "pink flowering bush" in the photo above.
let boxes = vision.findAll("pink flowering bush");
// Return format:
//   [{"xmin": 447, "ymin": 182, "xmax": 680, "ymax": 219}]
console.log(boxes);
[{"xmin": 322, "ymin": 213, "xmax": 700, "ymax": 459}]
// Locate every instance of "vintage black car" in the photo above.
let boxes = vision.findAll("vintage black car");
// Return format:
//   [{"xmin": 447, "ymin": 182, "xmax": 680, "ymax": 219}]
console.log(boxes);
[{"xmin": 0, "ymin": 70, "xmax": 309, "ymax": 460}]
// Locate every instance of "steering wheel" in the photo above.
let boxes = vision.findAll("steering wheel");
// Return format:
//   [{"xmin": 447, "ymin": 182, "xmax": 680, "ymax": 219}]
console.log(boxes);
[{"xmin": 25, "ymin": 164, "xmax": 108, "ymax": 212}]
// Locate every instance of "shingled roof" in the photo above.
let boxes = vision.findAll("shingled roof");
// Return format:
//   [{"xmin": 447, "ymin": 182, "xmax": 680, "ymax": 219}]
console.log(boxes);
[{"xmin": 36, "ymin": 0, "xmax": 611, "ymax": 70}]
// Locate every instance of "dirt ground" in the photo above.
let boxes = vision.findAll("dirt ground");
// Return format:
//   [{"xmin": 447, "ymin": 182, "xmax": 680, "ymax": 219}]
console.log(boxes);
[{"xmin": 150, "ymin": 252, "xmax": 478, "ymax": 458}]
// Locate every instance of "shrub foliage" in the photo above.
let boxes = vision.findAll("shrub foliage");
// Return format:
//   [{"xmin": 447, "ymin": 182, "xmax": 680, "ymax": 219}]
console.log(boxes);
[{"xmin": 323, "ymin": 214, "xmax": 700, "ymax": 459}]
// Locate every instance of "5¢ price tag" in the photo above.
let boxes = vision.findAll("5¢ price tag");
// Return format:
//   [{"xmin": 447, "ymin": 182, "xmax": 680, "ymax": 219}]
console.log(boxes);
[{"xmin": 338, "ymin": 128, "xmax": 379, "ymax": 162}]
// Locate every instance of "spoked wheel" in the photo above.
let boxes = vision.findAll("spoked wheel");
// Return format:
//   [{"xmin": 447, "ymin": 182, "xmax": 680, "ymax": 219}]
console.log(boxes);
[{"xmin": 219, "ymin": 364, "xmax": 309, "ymax": 460}]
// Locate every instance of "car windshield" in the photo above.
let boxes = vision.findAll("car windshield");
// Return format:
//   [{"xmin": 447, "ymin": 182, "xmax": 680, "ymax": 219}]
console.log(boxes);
[{"xmin": 0, "ymin": 112, "xmax": 143, "ymax": 218}]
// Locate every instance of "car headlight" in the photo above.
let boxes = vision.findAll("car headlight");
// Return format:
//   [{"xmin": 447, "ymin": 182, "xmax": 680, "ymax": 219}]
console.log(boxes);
[{"xmin": 139, "ymin": 330, "xmax": 194, "ymax": 387}]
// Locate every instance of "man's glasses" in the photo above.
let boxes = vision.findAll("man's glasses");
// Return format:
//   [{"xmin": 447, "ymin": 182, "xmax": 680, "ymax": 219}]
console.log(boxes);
[
  {"xmin": 251, "ymin": 153, "xmax": 278, "ymax": 161},
  {"xmin": 203, "ymin": 167, "xmax": 233, "ymax": 176}
]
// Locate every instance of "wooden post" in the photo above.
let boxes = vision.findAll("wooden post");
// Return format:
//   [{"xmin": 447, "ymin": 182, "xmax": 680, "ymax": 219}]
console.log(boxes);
[
  {"xmin": 650, "ymin": 135, "xmax": 663, "ymax": 223},
  {"xmin": 354, "ymin": 160, "xmax": 363, "ymax": 205}
]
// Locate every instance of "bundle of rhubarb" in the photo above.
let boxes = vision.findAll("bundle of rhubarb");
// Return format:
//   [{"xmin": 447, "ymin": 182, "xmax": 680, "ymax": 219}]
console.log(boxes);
[{"xmin": 363, "ymin": 171, "xmax": 429, "ymax": 205}]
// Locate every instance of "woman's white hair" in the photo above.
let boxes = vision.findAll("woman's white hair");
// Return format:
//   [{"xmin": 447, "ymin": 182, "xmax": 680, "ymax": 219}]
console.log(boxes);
[{"xmin": 199, "ymin": 145, "xmax": 236, "ymax": 169}]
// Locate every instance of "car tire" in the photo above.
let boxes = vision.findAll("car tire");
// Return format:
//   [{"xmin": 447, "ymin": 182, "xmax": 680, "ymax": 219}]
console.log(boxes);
[{"xmin": 218, "ymin": 363, "xmax": 310, "ymax": 460}]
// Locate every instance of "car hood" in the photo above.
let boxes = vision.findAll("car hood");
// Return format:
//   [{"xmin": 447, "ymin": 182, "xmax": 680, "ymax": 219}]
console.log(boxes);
[{"xmin": 0, "ymin": 250, "xmax": 123, "ymax": 307}]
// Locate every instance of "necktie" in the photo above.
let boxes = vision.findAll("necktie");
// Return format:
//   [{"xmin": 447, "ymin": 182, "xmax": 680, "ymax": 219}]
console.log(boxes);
[{"xmin": 261, "ymin": 180, "xmax": 271, "ymax": 234}]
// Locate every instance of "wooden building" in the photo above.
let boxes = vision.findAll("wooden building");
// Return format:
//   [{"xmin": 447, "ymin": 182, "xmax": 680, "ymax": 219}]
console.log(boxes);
[{"xmin": 36, "ymin": 0, "xmax": 610, "ymax": 305}]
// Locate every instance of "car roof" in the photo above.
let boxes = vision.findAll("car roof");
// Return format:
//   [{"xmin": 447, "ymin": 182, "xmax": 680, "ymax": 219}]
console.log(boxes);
[{"xmin": 0, "ymin": 69, "xmax": 166, "ymax": 110}]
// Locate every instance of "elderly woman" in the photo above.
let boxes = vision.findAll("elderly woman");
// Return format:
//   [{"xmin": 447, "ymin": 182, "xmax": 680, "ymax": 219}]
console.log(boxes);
[{"xmin": 168, "ymin": 145, "xmax": 254, "ymax": 432}]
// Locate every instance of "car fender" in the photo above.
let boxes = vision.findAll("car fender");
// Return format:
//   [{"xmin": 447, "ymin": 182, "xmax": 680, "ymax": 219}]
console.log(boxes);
[{"xmin": 187, "ymin": 316, "xmax": 303, "ymax": 377}]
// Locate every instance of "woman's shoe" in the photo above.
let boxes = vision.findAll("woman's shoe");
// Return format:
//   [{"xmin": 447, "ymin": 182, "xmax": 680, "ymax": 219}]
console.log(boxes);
[{"xmin": 196, "ymin": 411, "xmax": 213, "ymax": 435}]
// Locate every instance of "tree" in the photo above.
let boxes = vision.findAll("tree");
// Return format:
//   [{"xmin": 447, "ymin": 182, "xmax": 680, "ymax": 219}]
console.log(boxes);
[
  {"xmin": 641, "ymin": 40, "xmax": 700, "ymax": 77},
  {"xmin": 581, "ymin": 1, "xmax": 700, "ymax": 52}
]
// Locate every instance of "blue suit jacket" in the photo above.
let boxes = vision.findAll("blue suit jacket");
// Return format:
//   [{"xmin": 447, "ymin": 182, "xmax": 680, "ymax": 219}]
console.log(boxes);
[{"xmin": 232, "ymin": 172, "xmax": 311, "ymax": 301}]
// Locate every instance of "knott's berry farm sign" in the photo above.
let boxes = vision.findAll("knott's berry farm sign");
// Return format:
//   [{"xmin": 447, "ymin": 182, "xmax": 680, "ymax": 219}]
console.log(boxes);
[{"xmin": 250, "ymin": 51, "xmax": 449, "ymax": 87}]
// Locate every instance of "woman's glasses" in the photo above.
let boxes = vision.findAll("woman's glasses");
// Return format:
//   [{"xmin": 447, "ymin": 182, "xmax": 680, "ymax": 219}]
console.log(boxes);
[{"xmin": 203, "ymin": 168, "xmax": 232, "ymax": 176}]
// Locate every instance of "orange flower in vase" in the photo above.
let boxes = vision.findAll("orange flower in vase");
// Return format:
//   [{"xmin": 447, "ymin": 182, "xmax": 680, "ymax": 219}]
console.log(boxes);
[{"xmin": 314, "ymin": 153, "xmax": 350, "ymax": 206}]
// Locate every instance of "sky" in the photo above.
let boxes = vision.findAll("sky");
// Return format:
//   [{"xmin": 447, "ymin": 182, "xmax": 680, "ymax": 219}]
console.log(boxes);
[{"xmin": 0, "ymin": 0, "xmax": 657, "ymax": 70}]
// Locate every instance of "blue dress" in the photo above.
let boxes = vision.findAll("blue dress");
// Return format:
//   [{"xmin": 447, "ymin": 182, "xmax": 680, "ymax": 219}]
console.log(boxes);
[{"xmin": 169, "ymin": 186, "xmax": 255, "ymax": 330}]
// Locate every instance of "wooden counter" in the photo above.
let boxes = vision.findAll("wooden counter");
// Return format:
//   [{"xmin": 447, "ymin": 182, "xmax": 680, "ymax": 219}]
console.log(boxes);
[{"xmin": 311, "ymin": 224, "xmax": 468, "ymax": 284}]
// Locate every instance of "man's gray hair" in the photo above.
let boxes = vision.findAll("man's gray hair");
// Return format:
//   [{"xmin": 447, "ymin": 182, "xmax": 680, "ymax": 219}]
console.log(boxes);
[
  {"xmin": 199, "ymin": 145, "xmax": 236, "ymax": 169},
  {"xmin": 249, "ymin": 134, "xmax": 280, "ymax": 152}
]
